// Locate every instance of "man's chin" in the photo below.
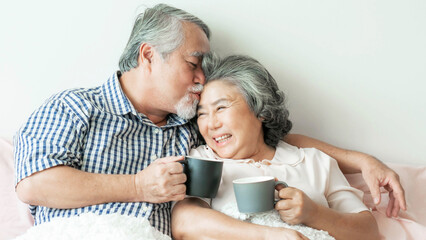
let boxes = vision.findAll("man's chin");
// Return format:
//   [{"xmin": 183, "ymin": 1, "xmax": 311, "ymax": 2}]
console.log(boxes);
[{"xmin": 175, "ymin": 100, "xmax": 198, "ymax": 119}]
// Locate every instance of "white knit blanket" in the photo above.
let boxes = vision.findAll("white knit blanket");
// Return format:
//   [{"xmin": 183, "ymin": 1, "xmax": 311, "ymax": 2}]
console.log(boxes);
[
  {"xmin": 219, "ymin": 202, "xmax": 335, "ymax": 240},
  {"xmin": 14, "ymin": 213, "xmax": 171, "ymax": 240},
  {"xmin": 14, "ymin": 205, "xmax": 335, "ymax": 240}
]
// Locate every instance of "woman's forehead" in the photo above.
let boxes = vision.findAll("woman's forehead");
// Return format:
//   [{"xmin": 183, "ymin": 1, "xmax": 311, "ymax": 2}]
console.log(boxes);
[{"xmin": 199, "ymin": 81, "xmax": 245, "ymax": 107}]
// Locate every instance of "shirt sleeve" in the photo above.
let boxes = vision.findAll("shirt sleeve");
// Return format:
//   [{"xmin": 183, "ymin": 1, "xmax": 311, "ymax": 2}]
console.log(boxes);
[
  {"xmin": 318, "ymin": 151, "xmax": 369, "ymax": 213},
  {"xmin": 14, "ymin": 97, "xmax": 87, "ymax": 186}
]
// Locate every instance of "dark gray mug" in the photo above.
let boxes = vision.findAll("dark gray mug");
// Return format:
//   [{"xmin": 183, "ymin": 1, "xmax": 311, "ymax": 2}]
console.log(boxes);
[
  {"xmin": 180, "ymin": 156, "xmax": 223, "ymax": 198},
  {"xmin": 233, "ymin": 176, "xmax": 288, "ymax": 213}
]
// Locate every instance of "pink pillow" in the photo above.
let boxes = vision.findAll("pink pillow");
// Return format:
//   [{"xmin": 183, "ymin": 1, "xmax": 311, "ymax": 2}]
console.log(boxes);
[{"xmin": 0, "ymin": 138, "xmax": 33, "ymax": 239}]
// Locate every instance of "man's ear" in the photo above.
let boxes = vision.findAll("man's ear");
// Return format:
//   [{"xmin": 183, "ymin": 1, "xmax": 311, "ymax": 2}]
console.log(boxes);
[{"xmin": 139, "ymin": 43, "xmax": 154, "ymax": 66}]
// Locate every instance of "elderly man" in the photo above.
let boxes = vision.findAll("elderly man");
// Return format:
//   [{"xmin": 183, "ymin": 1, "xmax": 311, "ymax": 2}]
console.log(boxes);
[{"xmin": 14, "ymin": 4, "xmax": 405, "ymax": 237}]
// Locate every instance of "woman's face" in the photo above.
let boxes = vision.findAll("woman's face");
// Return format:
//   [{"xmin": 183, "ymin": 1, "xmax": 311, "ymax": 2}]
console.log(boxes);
[{"xmin": 197, "ymin": 80, "xmax": 266, "ymax": 160}]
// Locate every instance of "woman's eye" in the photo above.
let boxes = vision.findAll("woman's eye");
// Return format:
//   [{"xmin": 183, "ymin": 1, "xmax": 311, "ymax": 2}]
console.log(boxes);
[
  {"xmin": 217, "ymin": 106, "xmax": 226, "ymax": 111},
  {"xmin": 197, "ymin": 112, "xmax": 205, "ymax": 117}
]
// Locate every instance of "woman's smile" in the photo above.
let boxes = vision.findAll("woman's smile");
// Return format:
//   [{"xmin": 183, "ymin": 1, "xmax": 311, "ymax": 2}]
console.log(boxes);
[{"xmin": 213, "ymin": 134, "xmax": 232, "ymax": 144}]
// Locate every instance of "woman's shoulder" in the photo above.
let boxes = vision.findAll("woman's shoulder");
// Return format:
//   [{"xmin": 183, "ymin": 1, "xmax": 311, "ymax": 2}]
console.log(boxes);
[
  {"xmin": 273, "ymin": 141, "xmax": 305, "ymax": 166},
  {"xmin": 274, "ymin": 141, "xmax": 335, "ymax": 168}
]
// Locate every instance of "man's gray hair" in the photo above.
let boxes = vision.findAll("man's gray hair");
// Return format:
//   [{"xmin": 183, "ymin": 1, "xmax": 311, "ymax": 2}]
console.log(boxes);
[
  {"xmin": 202, "ymin": 54, "xmax": 292, "ymax": 147},
  {"xmin": 119, "ymin": 4, "xmax": 210, "ymax": 72}
]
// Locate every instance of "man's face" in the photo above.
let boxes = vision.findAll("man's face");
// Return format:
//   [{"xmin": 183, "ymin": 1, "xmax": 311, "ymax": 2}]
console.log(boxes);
[{"xmin": 152, "ymin": 22, "xmax": 210, "ymax": 119}]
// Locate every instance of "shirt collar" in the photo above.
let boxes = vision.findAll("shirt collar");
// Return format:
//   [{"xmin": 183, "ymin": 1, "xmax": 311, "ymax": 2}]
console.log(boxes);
[
  {"xmin": 101, "ymin": 71, "xmax": 136, "ymax": 116},
  {"xmin": 101, "ymin": 71, "xmax": 190, "ymax": 127},
  {"xmin": 202, "ymin": 140, "xmax": 304, "ymax": 166},
  {"xmin": 165, "ymin": 114, "xmax": 190, "ymax": 127},
  {"xmin": 272, "ymin": 141, "xmax": 305, "ymax": 166}
]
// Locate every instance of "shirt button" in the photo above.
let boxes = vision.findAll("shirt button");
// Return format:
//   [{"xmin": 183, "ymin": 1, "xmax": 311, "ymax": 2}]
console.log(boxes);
[
  {"xmin": 153, "ymin": 128, "xmax": 160, "ymax": 134},
  {"xmin": 142, "ymin": 205, "xmax": 148, "ymax": 211},
  {"xmin": 150, "ymin": 154, "xmax": 157, "ymax": 160}
]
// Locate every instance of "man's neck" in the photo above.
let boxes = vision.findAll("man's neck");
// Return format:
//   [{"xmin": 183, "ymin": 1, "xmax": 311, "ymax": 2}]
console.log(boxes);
[{"xmin": 119, "ymin": 69, "xmax": 169, "ymax": 126}]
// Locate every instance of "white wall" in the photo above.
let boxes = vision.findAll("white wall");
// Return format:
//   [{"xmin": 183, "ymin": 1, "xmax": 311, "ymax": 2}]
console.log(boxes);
[{"xmin": 1, "ymin": 0, "xmax": 425, "ymax": 165}]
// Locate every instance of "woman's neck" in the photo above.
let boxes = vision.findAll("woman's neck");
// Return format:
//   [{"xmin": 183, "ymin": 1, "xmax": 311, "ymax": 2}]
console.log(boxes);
[{"xmin": 250, "ymin": 144, "xmax": 276, "ymax": 162}]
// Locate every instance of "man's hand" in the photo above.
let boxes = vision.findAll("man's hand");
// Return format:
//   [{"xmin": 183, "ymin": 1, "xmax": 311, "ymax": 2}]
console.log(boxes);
[
  {"xmin": 361, "ymin": 156, "xmax": 406, "ymax": 217},
  {"xmin": 134, "ymin": 156, "xmax": 187, "ymax": 203},
  {"xmin": 275, "ymin": 186, "xmax": 319, "ymax": 225}
]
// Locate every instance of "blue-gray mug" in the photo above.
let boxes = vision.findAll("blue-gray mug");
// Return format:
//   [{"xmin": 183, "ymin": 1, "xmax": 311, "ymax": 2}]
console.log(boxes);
[{"xmin": 233, "ymin": 176, "xmax": 288, "ymax": 213}]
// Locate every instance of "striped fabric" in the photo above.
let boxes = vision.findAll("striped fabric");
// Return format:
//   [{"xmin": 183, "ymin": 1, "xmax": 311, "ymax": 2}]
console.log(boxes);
[{"xmin": 14, "ymin": 71, "xmax": 199, "ymax": 236}]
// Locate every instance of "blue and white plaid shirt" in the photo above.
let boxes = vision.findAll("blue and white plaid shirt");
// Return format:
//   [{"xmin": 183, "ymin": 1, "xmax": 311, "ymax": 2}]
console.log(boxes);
[{"xmin": 14, "ymin": 71, "xmax": 199, "ymax": 236}]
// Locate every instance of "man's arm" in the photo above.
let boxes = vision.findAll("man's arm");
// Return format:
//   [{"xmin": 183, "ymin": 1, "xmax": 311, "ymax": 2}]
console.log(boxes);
[
  {"xmin": 14, "ymin": 97, "xmax": 187, "ymax": 208},
  {"xmin": 284, "ymin": 134, "xmax": 366, "ymax": 173},
  {"xmin": 16, "ymin": 156, "xmax": 187, "ymax": 208},
  {"xmin": 16, "ymin": 166, "xmax": 135, "ymax": 208},
  {"xmin": 284, "ymin": 134, "xmax": 406, "ymax": 216},
  {"xmin": 171, "ymin": 198, "xmax": 308, "ymax": 240}
]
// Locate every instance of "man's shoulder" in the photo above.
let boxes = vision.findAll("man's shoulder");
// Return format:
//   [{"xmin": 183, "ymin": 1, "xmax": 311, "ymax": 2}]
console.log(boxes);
[
  {"xmin": 36, "ymin": 85, "xmax": 104, "ymax": 123},
  {"xmin": 48, "ymin": 85, "xmax": 102, "ymax": 104},
  {"xmin": 46, "ymin": 85, "xmax": 102, "ymax": 108}
]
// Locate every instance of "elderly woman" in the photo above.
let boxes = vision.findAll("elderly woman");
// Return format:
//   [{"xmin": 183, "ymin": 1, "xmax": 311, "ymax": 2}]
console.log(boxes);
[{"xmin": 172, "ymin": 55, "xmax": 380, "ymax": 240}]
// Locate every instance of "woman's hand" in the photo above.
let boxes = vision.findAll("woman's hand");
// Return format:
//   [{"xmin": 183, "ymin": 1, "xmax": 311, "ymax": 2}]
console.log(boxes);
[
  {"xmin": 361, "ymin": 155, "xmax": 406, "ymax": 217},
  {"xmin": 274, "ymin": 186, "xmax": 319, "ymax": 225}
]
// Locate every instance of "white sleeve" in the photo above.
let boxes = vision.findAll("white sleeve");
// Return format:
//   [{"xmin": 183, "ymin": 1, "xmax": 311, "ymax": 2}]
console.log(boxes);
[{"xmin": 319, "ymin": 151, "xmax": 369, "ymax": 213}]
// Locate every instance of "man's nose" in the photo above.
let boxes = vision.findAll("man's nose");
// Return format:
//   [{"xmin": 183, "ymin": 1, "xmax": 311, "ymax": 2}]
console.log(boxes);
[{"xmin": 195, "ymin": 67, "xmax": 206, "ymax": 85}]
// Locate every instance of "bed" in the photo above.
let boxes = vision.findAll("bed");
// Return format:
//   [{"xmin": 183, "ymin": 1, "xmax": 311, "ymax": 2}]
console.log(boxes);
[{"xmin": 1, "ymin": 137, "xmax": 425, "ymax": 239}]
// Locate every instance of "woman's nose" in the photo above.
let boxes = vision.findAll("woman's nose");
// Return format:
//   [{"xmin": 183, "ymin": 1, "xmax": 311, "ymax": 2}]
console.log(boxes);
[{"xmin": 207, "ymin": 114, "xmax": 221, "ymax": 130}]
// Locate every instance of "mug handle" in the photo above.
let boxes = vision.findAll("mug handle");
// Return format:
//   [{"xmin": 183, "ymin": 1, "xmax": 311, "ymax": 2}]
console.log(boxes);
[{"xmin": 274, "ymin": 180, "xmax": 288, "ymax": 205}]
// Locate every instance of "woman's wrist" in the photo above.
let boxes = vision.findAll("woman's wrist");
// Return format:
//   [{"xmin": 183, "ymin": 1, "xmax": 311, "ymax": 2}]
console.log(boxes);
[{"xmin": 303, "ymin": 202, "xmax": 323, "ymax": 227}]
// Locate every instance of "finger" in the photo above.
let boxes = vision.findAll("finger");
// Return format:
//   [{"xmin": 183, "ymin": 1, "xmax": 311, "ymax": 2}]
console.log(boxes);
[
  {"xmin": 278, "ymin": 187, "xmax": 297, "ymax": 199},
  {"xmin": 275, "ymin": 184, "xmax": 286, "ymax": 191},
  {"xmin": 170, "ymin": 193, "xmax": 186, "ymax": 201},
  {"xmin": 169, "ymin": 183, "xmax": 186, "ymax": 196},
  {"xmin": 278, "ymin": 209, "xmax": 297, "ymax": 224},
  {"xmin": 384, "ymin": 184, "xmax": 402, "ymax": 217},
  {"xmin": 391, "ymin": 194, "xmax": 400, "ymax": 218},
  {"xmin": 390, "ymin": 181, "xmax": 407, "ymax": 211},
  {"xmin": 168, "ymin": 172, "xmax": 187, "ymax": 185},
  {"xmin": 366, "ymin": 178, "xmax": 381, "ymax": 205},
  {"xmin": 155, "ymin": 156, "xmax": 185, "ymax": 164},
  {"xmin": 386, "ymin": 192, "xmax": 395, "ymax": 217},
  {"xmin": 275, "ymin": 199, "xmax": 292, "ymax": 211},
  {"xmin": 167, "ymin": 162, "xmax": 184, "ymax": 174}
]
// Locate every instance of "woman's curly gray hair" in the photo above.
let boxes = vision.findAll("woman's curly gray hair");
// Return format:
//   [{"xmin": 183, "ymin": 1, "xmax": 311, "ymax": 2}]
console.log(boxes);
[{"xmin": 202, "ymin": 54, "xmax": 292, "ymax": 147}]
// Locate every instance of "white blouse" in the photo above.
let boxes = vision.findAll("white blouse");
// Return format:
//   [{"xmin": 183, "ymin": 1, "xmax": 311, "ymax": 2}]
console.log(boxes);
[{"xmin": 189, "ymin": 141, "xmax": 368, "ymax": 214}]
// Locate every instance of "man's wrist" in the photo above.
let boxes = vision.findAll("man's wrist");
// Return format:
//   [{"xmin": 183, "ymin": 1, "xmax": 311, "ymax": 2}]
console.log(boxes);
[
  {"xmin": 359, "ymin": 154, "xmax": 379, "ymax": 172},
  {"xmin": 131, "ymin": 174, "xmax": 142, "ymax": 202}
]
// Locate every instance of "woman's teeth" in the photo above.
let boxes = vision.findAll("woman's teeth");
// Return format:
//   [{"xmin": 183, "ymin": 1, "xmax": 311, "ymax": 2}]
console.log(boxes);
[{"xmin": 215, "ymin": 134, "xmax": 231, "ymax": 143}]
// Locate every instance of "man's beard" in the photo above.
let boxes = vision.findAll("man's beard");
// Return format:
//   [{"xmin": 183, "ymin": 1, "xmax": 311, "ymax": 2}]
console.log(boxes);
[{"xmin": 175, "ymin": 84, "xmax": 203, "ymax": 119}]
